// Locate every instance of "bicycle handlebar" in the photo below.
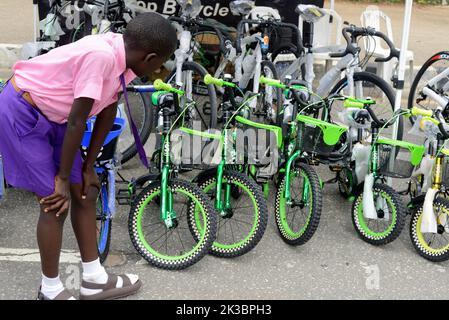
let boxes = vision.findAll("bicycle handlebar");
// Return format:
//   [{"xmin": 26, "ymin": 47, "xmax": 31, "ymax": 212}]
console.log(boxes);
[
  {"xmin": 410, "ymin": 106, "xmax": 449, "ymax": 140},
  {"xmin": 236, "ymin": 19, "xmax": 303, "ymax": 55},
  {"xmin": 204, "ymin": 74, "xmax": 236, "ymax": 88},
  {"xmin": 259, "ymin": 76, "xmax": 286, "ymax": 89},
  {"xmin": 329, "ymin": 26, "xmax": 399, "ymax": 63},
  {"xmin": 343, "ymin": 97, "xmax": 390, "ymax": 127},
  {"xmin": 153, "ymin": 79, "xmax": 185, "ymax": 96}
]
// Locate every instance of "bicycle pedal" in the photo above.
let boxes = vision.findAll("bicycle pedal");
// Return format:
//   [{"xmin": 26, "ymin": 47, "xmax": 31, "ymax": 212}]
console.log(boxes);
[{"xmin": 117, "ymin": 189, "xmax": 133, "ymax": 206}]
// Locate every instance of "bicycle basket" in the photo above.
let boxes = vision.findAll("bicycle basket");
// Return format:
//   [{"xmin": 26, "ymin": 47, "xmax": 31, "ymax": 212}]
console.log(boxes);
[
  {"xmin": 81, "ymin": 117, "xmax": 125, "ymax": 162},
  {"xmin": 296, "ymin": 115, "xmax": 347, "ymax": 156},
  {"xmin": 269, "ymin": 25, "xmax": 301, "ymax": 56},
  {"xmin": 376, "ymin": 138, "xmax": 425, "ymax": 179}
]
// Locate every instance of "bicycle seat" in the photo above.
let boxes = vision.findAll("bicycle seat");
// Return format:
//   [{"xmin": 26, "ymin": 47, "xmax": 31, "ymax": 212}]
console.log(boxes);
[
  {"xmin": 230, "ymin": 0, "xmax": 255, "ymax": 16},
  {"xmin": 295, "ymin": 5, "xmax": 327, "ymax": 23},
  {"xmin": 178, "ymin": 0, "xmax": 202, "ymax": 18}
]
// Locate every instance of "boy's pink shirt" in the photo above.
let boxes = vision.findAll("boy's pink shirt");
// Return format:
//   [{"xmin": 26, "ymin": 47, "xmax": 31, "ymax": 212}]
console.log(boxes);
[{"xmin": 13, "ymin": 32, "xmax": 137, "ymax": 124}]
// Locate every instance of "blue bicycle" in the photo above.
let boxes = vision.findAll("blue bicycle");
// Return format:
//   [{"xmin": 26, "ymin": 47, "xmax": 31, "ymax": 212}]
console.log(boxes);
[{"xmin": 81, "ymin": 116, "xmax": 125, "ymax": 263}]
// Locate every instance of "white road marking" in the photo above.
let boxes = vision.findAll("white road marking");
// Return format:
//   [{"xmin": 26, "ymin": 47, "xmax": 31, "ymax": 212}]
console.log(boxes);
[{"xmin": 0, "ymin": 248, "xmax": 80, "ymax": 264}]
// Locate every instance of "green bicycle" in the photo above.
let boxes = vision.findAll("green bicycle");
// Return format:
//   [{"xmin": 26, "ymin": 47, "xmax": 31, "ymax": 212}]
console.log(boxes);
[
  {"xmin": 128, "ymin": 80, "xmax": 217, "ymax": 270},
  {"xmin": 341, "ymin": 99, "xmax": 424, "ymax": 245},
  {"xmin": 262, "ymin": 77, "xmax": 344, "ymax": 246},
  {"xmin": 187, "ymin": 74, "xmax": 268, "ymax": 258}
]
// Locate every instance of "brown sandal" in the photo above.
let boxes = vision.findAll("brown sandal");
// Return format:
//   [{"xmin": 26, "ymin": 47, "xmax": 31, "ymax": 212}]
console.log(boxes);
[
  {"xmin": 79, "ymin": 274, "xmax": 142, "ymax": 300},
  {"xmin": 37, "ymin": 286, "xmax": 76, "ymax": 300}
]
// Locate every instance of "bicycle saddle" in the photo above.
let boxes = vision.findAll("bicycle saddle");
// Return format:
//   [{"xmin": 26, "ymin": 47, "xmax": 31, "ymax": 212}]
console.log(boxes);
[
  {"xmin": 295, "ymin": 5, "xmax": 327, "ymax": 23},
  {"xmin": 177, "ymin": 0, "xmax": 202, "ymax": 18},
  {"xmin": 230, "ymin": 0, "xmax": 255, "ymax": 16}
]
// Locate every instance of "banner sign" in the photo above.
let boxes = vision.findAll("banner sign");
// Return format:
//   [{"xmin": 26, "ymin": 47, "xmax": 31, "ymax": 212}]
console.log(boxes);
[
  {"xmin": 38, "ymin": 0, "xmax": 324, "ymax": 25},
  {"xmin": 131, "ymin": 0, "xmax": 324, "ymax": 25}
]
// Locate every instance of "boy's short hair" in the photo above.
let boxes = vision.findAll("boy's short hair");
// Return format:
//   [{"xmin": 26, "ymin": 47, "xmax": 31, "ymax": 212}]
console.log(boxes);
[{"xmin": 124, "ymin": 12, "xmax": 177, "ymax": 58}]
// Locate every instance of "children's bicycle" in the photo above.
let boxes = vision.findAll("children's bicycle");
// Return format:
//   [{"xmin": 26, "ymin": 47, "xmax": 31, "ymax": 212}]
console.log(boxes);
[
  {"xmin": 405, "ymin": 106, "xmax": 449, "ymax": 262},
  {"xmin": 257, "ymin": 76, "xmax": 346, "ymax": 245},
  {"xmin": 339, "ymin": 99, "xmax": 424, "ymax": 245},
  {"xmin": 187, "ymin": 74, "xmax": 268, "ymax": 258},
  {"xmin": 126, "ymin": 80, "xmax": 218, "ymax": 270}
]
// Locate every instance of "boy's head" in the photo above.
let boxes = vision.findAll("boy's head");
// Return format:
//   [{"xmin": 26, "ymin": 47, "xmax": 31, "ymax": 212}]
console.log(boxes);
[{"xmin": 124, "ymin": 12, "xmax": 177, "ymax": 78}]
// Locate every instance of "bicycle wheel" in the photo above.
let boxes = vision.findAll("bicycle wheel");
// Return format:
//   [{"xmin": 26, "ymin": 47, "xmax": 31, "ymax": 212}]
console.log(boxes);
[
  {"xmin": 352, "ymin": 183, "xmax": 406, "ymax": 246},
  {"xmin": 329, "ymin": 71, "xmax": 403, "ymax": 141},
  {"xmin": 128, "ymin": 179, "xmax": 217, "ymax": 270},
  {"xmin": 337, "ymin": 167, "xmax": 358, "ymax": 199},
  {"xmin": 165, "ymin": 61, "xmax": 218, "ymax": 130},
  {"xmin": 408, "ymin": 51, "xmax": 449, "ymax": 125},
  {"xmin": 117, "ymin": 78, "xmax": 153, "ymax": 165},
  {"xmin": 410, "ymin": 197, "xmax": 449, "ymax": 262},
  {"xmin": 96, "ymin": 175, "xmax": 112, "ymax": 264},
  {"xmin": 190, "ymin": 170, "xmax": 268, "ymax": 258},
  {"xmin": 275, "ymin": 163, "xmax": 322, "ymax": 245}
]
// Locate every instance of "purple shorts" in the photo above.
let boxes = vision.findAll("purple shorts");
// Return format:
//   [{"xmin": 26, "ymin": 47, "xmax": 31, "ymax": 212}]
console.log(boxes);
[{"xmin": 0, "ymin": 82, "xmax": 83, "ymax": 197}]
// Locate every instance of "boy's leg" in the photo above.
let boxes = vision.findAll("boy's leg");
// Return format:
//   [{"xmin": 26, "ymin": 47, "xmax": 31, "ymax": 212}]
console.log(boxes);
[
  {"xmin": 70, "ymin": 183, "xmax": 141, "ymax": 299},
  {"xmin": 36, "ymin": 196, "xmax": 76, "ymax": 300},
  {"xmin": 37, "ymin": 196, "xmax": 69, "ymax": 277},
  {"xmin": 69, "ymin": 184, "xmax": 98, "ymax": 262}
]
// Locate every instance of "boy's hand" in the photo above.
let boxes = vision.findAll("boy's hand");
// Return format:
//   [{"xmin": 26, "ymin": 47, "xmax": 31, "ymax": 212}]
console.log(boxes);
[
  {"xmin": 40, "ymin": 175, "xmax": 71, "ymax": 217},
  {"xmin": 82, "ymin": 166, "xmax": 100, "ymax": 199}
]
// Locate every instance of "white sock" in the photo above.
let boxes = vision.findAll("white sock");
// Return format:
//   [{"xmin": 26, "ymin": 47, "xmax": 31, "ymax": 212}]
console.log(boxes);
[
  {"xmin": 82, "ymin": 258, "xmax": 108, "ymax": 283},
  {"xmin": 41, "ymin": 274, "xmax": 75, "ymax": 300}
]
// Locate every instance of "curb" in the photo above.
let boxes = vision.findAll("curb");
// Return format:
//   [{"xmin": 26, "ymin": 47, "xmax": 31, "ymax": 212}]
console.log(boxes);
[{"xmin": 0, "ymin": 44, "xmax": 22, "ymax": 69}]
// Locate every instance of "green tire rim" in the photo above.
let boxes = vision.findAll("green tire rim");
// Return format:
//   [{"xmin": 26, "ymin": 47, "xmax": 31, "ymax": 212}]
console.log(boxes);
[
  {"xmin": 415, "ymin": 205, "xmax": 449, "ymax": 255},
  {"xmin": 355, "ymin": 189, "xmax": 397, "ymax": 239},
  {"xmin": 136, "ymin": 186, "xmax": 208, "ymax": 261},
  {"xmin": 278, "ymin": 170, "xmax": 313, "ymax": 239},
  {"xmin": 196, "ymin": 177, "xmax": 259, "ymax": 251}
]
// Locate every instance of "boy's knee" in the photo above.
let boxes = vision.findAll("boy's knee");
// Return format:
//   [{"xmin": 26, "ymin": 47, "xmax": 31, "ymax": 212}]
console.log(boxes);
[
  {"xmin": 39, "ymin": 205, "xmax": 69, "ymax": 222},
  {"xmin": 71, "ymin": 187, "xmax": 98, "ymax": 207}
]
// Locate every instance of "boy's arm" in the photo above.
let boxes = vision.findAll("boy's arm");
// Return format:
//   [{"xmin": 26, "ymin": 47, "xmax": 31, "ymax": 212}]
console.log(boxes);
[
  {"xmin": 81, "ymin": 103, "xmax": 118, "ymax": 197},
  {"xmin": 83, "ymin": 102, "xmax": 118, "ymax": 168},
  {"xmin": 41, "ymin": 97, "xmax": 94, "ymax": 215}
]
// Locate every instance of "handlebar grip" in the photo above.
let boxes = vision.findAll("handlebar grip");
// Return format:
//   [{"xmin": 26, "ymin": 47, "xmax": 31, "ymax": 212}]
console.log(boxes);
[
  {"xmin": 343, "ymin": 99, "xmax": 365, "ymax": 109},
  {"xmin": 259, "ymin": 76, "xmax": 286, "ymax": 89},
  {"xmin": 374, "ymin": 48, "xmax": 400, "ymax": 63},
  {"xmin": 411, "ymin": 106, "xmax": 433, "ymax": 118},
  {"xmin": 153, "ymin": 79, "xmax": 185, "ymax": 96},
  {"xmin": 203, "ymin": 74, "xmax": 236, "ymax": 88},
  {"xmin": 329, "ymin": 51, "xmax": 346, "ymax": 58}
]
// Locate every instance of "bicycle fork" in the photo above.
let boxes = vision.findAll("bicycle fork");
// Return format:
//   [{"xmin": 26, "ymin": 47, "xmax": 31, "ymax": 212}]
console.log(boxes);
[
  {"xmin": 284, "ymin": 150, "xmax": 310, "ymax": 206},
  {"xmin": 160, "ymin": 138, "xmax": 177, "ymax": 229}
]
